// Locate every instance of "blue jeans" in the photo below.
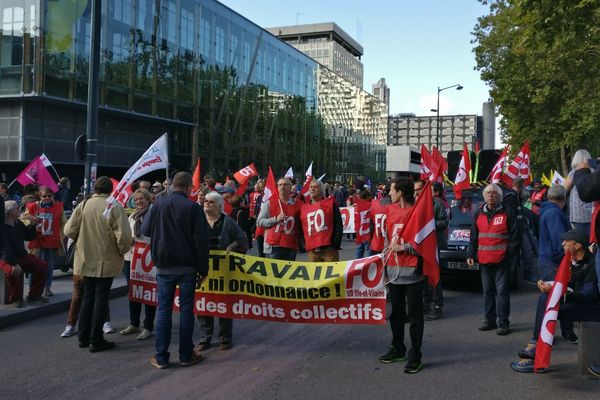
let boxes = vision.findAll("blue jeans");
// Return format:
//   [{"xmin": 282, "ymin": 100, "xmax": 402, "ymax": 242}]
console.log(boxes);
[
  {"xmin": 155, "ymin": 273, "xmax": 196, "ymax": 364},
  {"xmin": 480, "ymin": 260, "xmax": 510, "ymax": 325},
  {"xmin": 355, "ymin": 241, "xmax": 370, "ymax": 259},
  {"xmin": 521, "ymin": 228, "xmax": 539, "ymax": 281},
  {"xmin": 31, "ymin": 248, "xmax": 58, "ymax": 290},
  {"xmin": 367, "ymin": 249, "xmax": 381, "ymax": 256}
]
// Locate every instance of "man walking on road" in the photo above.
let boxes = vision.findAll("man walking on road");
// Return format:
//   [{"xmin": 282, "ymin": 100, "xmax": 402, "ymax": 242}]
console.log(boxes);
[{"xmin": 141, "ymin": 171, "xmax": 209, "ymax": 369}]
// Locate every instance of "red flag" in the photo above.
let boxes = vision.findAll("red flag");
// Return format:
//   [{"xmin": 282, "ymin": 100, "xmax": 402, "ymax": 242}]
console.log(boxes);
[
  {"xmin": 534, "ymin": 253, "xmax": 572, "ymax": 372},
  {"xmin": 110, "ymin": 178, "xmax": 133, "ymax": 207},
  {"xmin": 432, "ymin": 146, "xmax": 448, "ymax": 175},
  {"xmin": 192, "ymin": 157, "xmax": 201, "ymax": 194},
  {"xmin": 502, "ymin": 142, "xmax": 531, "ymax": 186},
  {"xmin": 235, "ymin": 180, "xmax": 249, "ymax": 197},
  {"xmin": 233, "ymin": 163, "xmax": 258, "ymax": 185},
  {"xmin": 420, "ymin": 145, "xmax": 440, "ymax": 182},
  {"xmin": 397, "ymin": 181, "xmax": 440, "ymax": 287},
  {"xmin": 453, "ymin": 143, "xmax": 472, "ymax": 200},
  {"xmin": 15, "ymin": 156, "xmax": 59, "ymax": 192},
  {"xmin": 474, "ymin": 138, "xmax": 481, "ymax": 154},
  {"xmin": 299, "ymin": 161, "xmax": 313, "ymax": 199},
  {"xmin": 488, "ymin": 145, "xmax": 510, "ymax": 184},
  {"xmin": 263, "ymin": 166, "xmax": 281, "ymax": 216}
]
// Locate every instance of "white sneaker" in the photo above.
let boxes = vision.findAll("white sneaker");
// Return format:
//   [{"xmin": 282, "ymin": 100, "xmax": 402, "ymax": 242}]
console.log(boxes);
[
  {"xmin": 61, "ymin": 325, "xmax": 76, "ymax": 338},
  {"xmin": 103, "ymin": 322, "xmax": 115, "ymax": 334}
]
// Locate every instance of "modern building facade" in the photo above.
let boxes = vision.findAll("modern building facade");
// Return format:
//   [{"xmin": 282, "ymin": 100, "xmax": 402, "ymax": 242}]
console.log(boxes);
[
  {"xmin": 0, "ymin": 0, "xmax": 348, "ymax": 184},
  {"xmin": 372, "ymin": 78, "xmax": 390, "ymax": 106}
]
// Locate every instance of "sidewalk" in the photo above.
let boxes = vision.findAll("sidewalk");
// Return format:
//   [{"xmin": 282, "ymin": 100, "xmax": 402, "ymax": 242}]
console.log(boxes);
[{"xmin": 0, "ymin": 271, "xmax": 128, "ymax": 330}]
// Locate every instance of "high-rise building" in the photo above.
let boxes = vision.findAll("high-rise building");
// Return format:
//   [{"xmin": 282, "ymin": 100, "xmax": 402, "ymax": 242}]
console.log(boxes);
[{"xmin": 372, "ymin": 78, "xmax": 390, "ymax": 107}]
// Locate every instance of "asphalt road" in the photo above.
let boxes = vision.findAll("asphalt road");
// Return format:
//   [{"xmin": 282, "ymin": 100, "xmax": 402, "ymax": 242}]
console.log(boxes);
[{"xmin": 1, "ymin": 241, "xmax": 599, "ymax": 400}]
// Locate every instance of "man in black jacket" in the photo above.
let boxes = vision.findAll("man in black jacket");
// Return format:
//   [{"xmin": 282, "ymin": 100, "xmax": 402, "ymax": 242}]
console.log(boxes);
[{"xmin": 141, "ymin": 172, "xmax": 210, "ymax": 369}]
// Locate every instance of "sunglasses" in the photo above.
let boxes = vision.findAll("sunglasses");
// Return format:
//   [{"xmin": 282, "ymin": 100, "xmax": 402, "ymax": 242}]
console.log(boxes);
[{"xmin": 41, "ymin": 195, "xmax": 53, "ymax": 198}]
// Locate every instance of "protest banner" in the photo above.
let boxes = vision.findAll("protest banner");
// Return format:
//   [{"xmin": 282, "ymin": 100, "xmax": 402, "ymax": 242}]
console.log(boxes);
[
  {"xmin": 129, "ymin": 241, "xmax": 386, "ymax": 325},
  {"xmin": 340, "ymin": 206, "xmax": 355, "ymax": 234}
]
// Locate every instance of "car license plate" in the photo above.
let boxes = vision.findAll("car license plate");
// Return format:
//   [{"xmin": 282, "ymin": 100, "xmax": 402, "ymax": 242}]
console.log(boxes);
[{"xmin": 447, "ymin": 261, "xmax": 479, "ymax": 271}]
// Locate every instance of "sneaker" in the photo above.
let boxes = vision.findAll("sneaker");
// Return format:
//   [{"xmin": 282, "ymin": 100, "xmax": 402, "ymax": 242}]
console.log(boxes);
[
  {"xmin": 196, "ymin": 342, "xmax": 210, "ymax": 351},
  {"xmin": 120, "ymin": 325, "xmax": 141, "ymax": 335},
  {"xmin": 220, "ymin": 342, "xmax": 233, "ymax": 350},
  {"xmin": 518, "ymin": 340, "xmax": 537, "ymax": 359},
  {"xmin": 378, "ymin": 348, "xmax": 407, "ymax": 364},
  {"xmin": 61, "ymin": 325, "xmax": 77, "ymax": 338},
  {"xmin": 511, "ymin": 358, "xmax": 534, "ymax": 373},
  {"xmin": 26, "ymin": 296, "xmax": 49, "ymax": 304},
  {"xmin": 497, "ymin": 323, "xmax": 510, "ymax": 336},
  {"xmin": 404, "ymin": 360, "xmax": 423, "ymax": 374},
  {"xmin": 136, "ymin": 329, "xmax": 153, "ymax": 341},
  {"xmin": 425, "ymin": 307, "xmax": 444, "ymax": 321},
  {"xmin": 479, "ymin": 319, "xmax": 497, "ymax": 331},
  {"xmin": 588, "ymin": 363, "xmax": 600, "ymax": 378},
  {"xmin": 44, "ymin": 288, "xmax": 54, "ymax": 297},
  {"xmin": 180, "ymin": 350, "xmax": 204, "ymax": 367},
  {"xmin": 150, "ymin": 356, "xmax": 169, "ymax": 369},
  {"xmin": 103, "ymin": 322, "xmax": 116, "ymax": 334},
  {"xmin": 562, "ymin": 331, "xmax": 578, "ymax": 345},
  {"xmin": 89, "ymin": 340, "xmax": 116, "ymax": 353}
]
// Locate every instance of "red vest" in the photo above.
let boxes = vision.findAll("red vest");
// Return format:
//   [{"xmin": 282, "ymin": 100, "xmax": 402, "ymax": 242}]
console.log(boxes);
[
  {"xmin": 301, "ymin": 197, "xmax": 335, "ymax": 251},
  {"xmin": 224, "ymin": 199, "xmax": 233, "ymax": 216},
  {"xmin": 476, "ymin": 210, "xmax": 510, "ymax": 264},
  {"xmin": 385, "ymin": 204, "xmax": 418, "ymax": 267},
  {"xmin": 354, "ymin": 199, "xmax": 371, "ymax": 244},
  {"xmin": 591, "ymin": 201, "xmax": 600, "ymax": 244},
  {"xmin": 27, "ymin": 201, "xmax": 63, "ymax": 249},
  {"xmin": 266, "ymin": 201, "xmax": 300, "ymax": 249},
  {"xmin": 369, "ymin": 199, "xmax": 387, "ymax": 252},
  {"xmin": 531, "ymin": 188, "xmax": 547, "ymax": 215},
  {"xmin": 249, "ymin": 191, "xmax": 261, "ymax": 218}
]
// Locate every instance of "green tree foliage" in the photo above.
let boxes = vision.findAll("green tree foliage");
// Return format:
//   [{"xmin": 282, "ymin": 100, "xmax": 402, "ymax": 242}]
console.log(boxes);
[{"xmin": 473, "ymin": 0, "xmax": 600, "ymax": 175}]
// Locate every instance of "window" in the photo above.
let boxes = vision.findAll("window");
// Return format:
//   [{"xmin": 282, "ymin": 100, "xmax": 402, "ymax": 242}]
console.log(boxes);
[
  {"xmin": 200, "ymin": 17, "xmax": 210, "ymax": 58},
  {"xmin": 215, "ymin": 25, "xmax": 224, "ymax": 63},
  {"xmin": 180, "ymin": 8, "xmax": 194, "ymax": 51}
]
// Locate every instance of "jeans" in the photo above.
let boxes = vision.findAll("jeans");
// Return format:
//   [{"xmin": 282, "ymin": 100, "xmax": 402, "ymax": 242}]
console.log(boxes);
[
  {"xmin": 34, "ymin": 248, "xmax": 58, "ymax": 290},
  {"xmin": 123, "ymin": 261, "xmax": 156, "ymax": 330},
  {"xmin": 480, "ymin": 260, "xmax": 510, "ymax": 325},
  {"xmin": 533, "ymin": 293, "xmax": 600, "ymax": 340},
  {"xmin": 423, "ymin": 279, "xmax": 444, "ymax": 309},
  {"xmin": 521, "ymin": 228, "xmax": 540, "ymax": 281},
  {"xmin": 198, "ymin": 316, "xmax": 233, "ymax": 344},
  {"xmin": 78, "ymin": 277, "xmax": 113, "ymax": 346},
  {"xmin": 155, "ymin": 273, "xmax": 196, "ymax": 364},
  {"xmin": 267, "ymin": 247, "xmax": 297, "ymax": 261},
  {"xmin": 367, "ymin": 249, "xmax": 381, "ymax": 256},
  {"xmin": 355, "ymin": 241, "xmax": 370, "ymax": 259},
  {"xmin": 256, "ymin": 236, "xmax": 265, "ymax": 258},
  {"xmin": 388, "ymin": 280, "xmax": 425, "ymax": 363}
]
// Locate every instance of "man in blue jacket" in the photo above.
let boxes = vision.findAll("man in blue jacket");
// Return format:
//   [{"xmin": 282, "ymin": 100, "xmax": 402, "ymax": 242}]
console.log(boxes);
[
  {"xmin": 141, "ymin": 171, "xmax": 210, "ymax": 369},
  {"xmin": 538, "ymin": 185, "xmax": 570, "ymax": 281}
]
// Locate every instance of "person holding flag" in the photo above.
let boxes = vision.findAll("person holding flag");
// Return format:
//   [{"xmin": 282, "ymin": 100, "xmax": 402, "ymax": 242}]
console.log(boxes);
[
  {"xmin": 368, "ymin": 182, "xmax": 391, "ymax": 256},
  {"xmin": 511, "ymin": 230, "xmax": 599, "ymax": 373},
  {"xmin": 257, "ymin": 176, "xmax": 300, "ymax": 261},
  {"xmin": 467, "ymin": 183, "xmax": 519, "ymax": 336},
  {"xmin": 300, "ymin": 179, "xmax": 343, "ymax": 262}
]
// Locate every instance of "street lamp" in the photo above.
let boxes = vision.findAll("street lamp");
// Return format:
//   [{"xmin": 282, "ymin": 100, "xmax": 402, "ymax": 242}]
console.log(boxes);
[{"xmin": 430, "ymin": 84, "xmax": 463, "ymax": 150}]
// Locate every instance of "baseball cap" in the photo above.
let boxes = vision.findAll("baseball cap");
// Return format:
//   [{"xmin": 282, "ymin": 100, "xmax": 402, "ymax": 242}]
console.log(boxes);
[
  {"xmin": 152, "ymin": 181, "xmax": 162, "ymax": 187},
  {"xmin": 561, "ymin": 230, "xmax": 589, "ymax": 246}
]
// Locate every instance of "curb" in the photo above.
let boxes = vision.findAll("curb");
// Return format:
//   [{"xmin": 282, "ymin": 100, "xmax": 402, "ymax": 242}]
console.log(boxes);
[{"xmin": 0, "ymin": 285, "xmax": 128, "ymax": 330}]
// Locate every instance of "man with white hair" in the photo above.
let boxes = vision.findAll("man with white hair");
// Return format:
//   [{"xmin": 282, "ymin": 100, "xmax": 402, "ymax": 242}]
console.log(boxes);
[
  {"xmin": 467, "ymin": 183, "xmax": 519, "ymax": 335},
  {"xmin": 300, "ymin": 179, "xmax": 343, "ymax": 262}
]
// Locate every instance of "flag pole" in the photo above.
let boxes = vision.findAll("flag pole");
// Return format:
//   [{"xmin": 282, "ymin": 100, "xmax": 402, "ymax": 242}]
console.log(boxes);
[
  {"xmin": 7, "ymin": 178, "xmax": 17, "ymax": 189},
  {"xmin": 165, "ymin": 132, "xmax": 170, "ymax": 185}
]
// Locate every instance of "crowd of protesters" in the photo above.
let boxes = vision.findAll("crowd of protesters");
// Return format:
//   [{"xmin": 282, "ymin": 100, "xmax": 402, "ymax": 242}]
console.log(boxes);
[{"xmin": 1, "ymin": 150, "xmax": 599, "ymax": 376}]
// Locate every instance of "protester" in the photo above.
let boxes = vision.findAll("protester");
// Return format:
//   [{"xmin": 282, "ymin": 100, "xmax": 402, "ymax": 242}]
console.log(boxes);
[
  {"xmin": 512, "ymin": 177, "xmax": 540, "ymax": 283},
  {"xmin": 253, "ymin": 179, "xmax": 266, "ymax": 257},
  {"xmin": 353, "ymin": 189, "xmax": 372, "ymax": 259},
  {"xmin": 0, "ymin": 182, "xmax": 11, "ymax": 200},
  {"xmin": 197, "ymin": 191, "xmax": 248, "ymax": 351},
  {"xmin": 20, "ymin": 183, "xmax": 40, "ymax": 211},
  {"xmin": 25, "ymin": 186, "xmax": 67, "ymax": 297},
  {"xmin": 511, "ymin": 230, "xmax": 599, "ymax": 373},
  {"xmin": 565, "ymin": 149, "xmax": 594, "ymax": 233},
  {"xmin": 257, "ymin": 177, "xmax": 300, "ymax": 261},
  {"xmin": 151, "ymin": 181, "xmax": 162, "ymax": 195},
  {"xmin": 300, "ymin": 179, "xmax": 343, "ymax": 262},
  {"xmin": 2, "ymin": 200, "xmax": 48, "ymax": 306},
  {"xmin": 56, "ymin": 177, "xmax": 72, "ymax": 211},
  {"xmin": 141, "ymin": 172, "xmax": 209, "ymax": 368},
  {"xmin": 215, "ymin": 184, "xmax": 235, "ymax": 215},
  {"xmin": 415, "ymin": 180, "xmax": 448, "ymax": 320},
  {"xmin": 230, "ymin": 194, "xmax": 253, "ymax": 249},
  {"xmin": 538, "ymin": 185, "xmax": 570, "ymax": 281},
  {"xmin": 64, "ymin": 177, "xmax": 132, "ymax": 353},
  {"xmin": 368, "ymin": 182, "xmax": 390, "ymax": 256},
  {"xmin": 467, "ymin": 183, "xmax": 519, "ymax": 335},
  {"xmin": 379, "ymin": 178, "xmax": 424, "ymax": 373},
  {"xmin": 120, "ymin": 188, "xmax": 156, "ymax": 341},
  {"xmin": 530, "ymin": 179, "xmax": 547, "ymax": 215}
]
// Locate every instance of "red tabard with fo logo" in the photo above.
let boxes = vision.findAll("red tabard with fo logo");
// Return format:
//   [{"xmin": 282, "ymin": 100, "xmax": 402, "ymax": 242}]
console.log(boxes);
[
  {"xmin": 249, "ymin": 191, "xmax": 261, "ymax": 218},
  {"xmin": 266, "ymin": 201, "xmax": 300, "ymax": 249},
  {"xmin": 354, "ymin": 199, "xmax": 371, "ymax": 244},
  {"xmin": 475, "ymin": 210, "xmax": 510, "ymax": 264},
  {"xmin": 385, "ymin": 204, "xmax": 418, "ymax": 267},
  {"xmin": 301, "ymin": 197, "xmax": 335, "ymax": 251},
  {"xmin": 26, "ymin": 201, "xmax": 64, "ymax": 249},
  {"xmin": 369, "ymin": 199, "xmax": 387, "ymax": 252}
]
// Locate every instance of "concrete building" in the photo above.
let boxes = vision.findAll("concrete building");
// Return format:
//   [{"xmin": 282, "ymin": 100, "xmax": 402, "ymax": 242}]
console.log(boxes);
[{"xmin": 372, "ymin": 78, "xmax": 390, "ymax": 106}]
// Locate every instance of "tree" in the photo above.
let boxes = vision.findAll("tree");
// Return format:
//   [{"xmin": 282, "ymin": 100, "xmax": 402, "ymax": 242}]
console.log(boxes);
[{"xmin": 472, "ymin": 0, "xmax": 600, "ymax": 175}]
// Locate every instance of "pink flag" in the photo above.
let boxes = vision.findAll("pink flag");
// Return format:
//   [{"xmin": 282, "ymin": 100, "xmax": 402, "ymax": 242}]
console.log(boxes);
[
  {"xmin": 534, "ymin": 253, "xmax": 571, "ymax": 372},
  {"xmin": 15, "ymin": 156, "xmax": 59, "ymax": 192}
]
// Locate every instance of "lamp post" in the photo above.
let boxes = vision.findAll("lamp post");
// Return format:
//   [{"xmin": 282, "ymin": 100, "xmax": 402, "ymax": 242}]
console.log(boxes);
[{"xmin": 430, "ymin": 83, "xmax": 463, "ymax": 150}]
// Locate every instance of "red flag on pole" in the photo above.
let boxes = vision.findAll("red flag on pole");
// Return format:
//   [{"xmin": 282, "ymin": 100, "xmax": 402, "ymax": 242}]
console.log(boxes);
[
  {"xmin": 235, "ymin": 180, "xmax": 249, "ymax": 197},
  {"xmin": 420, "ymin": 145, "xmax": 439, "ymax": 182},
  {"xmin": 488, "ymin": 145, "xmax": 510, "ymax": 184},
  {"xmin": 233, "ymin": 163, "xmax": 258, "ymax": 185},
  {"xmin": 453, "ymin": 143, "xmax": 472, "ymax": 200},
  {"xmin": 192, "ymin": 158, "xmax": 201, "ymax": 193},
  {"xmin": 502, "ymin": 142, "xmax": 531, "ymax": 186},
  {"xmin": 299, "ymin": 161, "xmax": 313, "ymax": 199},
  {"xmin": 110, "ymin": 178, "xmax": 133, "ymax": 207},
  {"xmin": 432, "ymin": 146, "xmax": 448, "ymax": 175},
  {"xmin": 534, "ymin": 253, "xmax": 572, "ymax": 372},
  {"xmin": 397, "ymin": 181, "xmax": 440, "ymax": 287},
  {"xmin": 15, "ymin": 156, "xmax": 59, "ymax": 192},
  {"xmin": 263, "ymin": 166, "xmax": 281, "ymax": 216}
]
